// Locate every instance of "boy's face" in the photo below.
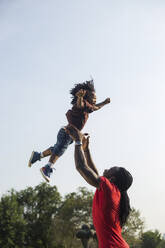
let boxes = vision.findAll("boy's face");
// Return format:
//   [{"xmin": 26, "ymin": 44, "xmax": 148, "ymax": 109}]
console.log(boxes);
[{"xmin": 86, "ymin": 91, "xmax": 96, "ymax": 105}]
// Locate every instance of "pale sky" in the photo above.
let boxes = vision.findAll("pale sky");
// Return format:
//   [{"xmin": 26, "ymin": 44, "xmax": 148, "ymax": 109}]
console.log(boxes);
[{"xmin": 0, "ymin": 0, "xmax": 165, "ymax": 234}]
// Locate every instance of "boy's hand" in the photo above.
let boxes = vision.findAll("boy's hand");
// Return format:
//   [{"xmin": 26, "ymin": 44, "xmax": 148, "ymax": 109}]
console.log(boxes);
[
  {"xmin": 82, "ymin": 134, "xmax": 90, "ymax": 151},
  {"xmin": 76, "ymin": 89, "xmax": 86, "ymax": 98},
  {"xmin": 104, "ymin": 98, "xmax": 111, "ymax": 104},
  {"xmin": 65, "ymin": 125, "xmax": 83, "ymax": 142}
]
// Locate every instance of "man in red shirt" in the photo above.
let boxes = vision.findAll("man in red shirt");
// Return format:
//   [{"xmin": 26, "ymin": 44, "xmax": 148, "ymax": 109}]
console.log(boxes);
[{"xmin": 66, "ymin": 125, "xmax": 133, "ymax": 248}]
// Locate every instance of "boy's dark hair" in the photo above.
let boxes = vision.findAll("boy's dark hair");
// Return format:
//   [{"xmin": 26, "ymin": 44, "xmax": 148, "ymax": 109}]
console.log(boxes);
[{"xmin": 70, "ymin": 80, "xmax": 95, "ymax": 105}]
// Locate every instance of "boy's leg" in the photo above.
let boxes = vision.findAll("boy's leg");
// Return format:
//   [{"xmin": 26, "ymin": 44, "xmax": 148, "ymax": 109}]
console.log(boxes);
[
  {"xmin": 28, "ymin": 151, "xmax": 41, "ymax": 167},
  {"xmin": 48, "ymin": 128, "xmax": 73, "ymax": 166},
  {"xmin": 41, "ymin": 148, "xmax": 52, "ymax": 158},
  {"xmin": 40, "ymin": 127, "xmax": 73, "ymax": 182},
  {"xmin": 28, "ymin": 147, "xmax": 53, "ymax": 167},
  {"xmin": 49, "ymin": 153, "xmax": 59, "ymax": 164},
  {"xmin": 40, "ymin": 154, "xmax": 59, "ymax": 182}
]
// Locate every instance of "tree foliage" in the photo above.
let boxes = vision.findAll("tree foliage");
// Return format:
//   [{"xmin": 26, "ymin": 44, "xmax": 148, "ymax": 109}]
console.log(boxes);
[
  {"xmin": 0, "ymin": 184, "xmax": 93, "ymax": 248},
  {"xmin": 0, "ymin": 183, "xmax": 163, "ymax": 248},
  {"xmin": 157, "ymin": 239, "xmax": 165, "ymax": 248},
  {"xmin": 141, "ymin": 230, "xmax": 162, "ymax": 248},
  {"xmin": 0, "ymin": 190, "xmax": 26, "ymax": 248},
  {"xmin": 122, "ymin": 208, "xmax": 144, "ymax": 248}
]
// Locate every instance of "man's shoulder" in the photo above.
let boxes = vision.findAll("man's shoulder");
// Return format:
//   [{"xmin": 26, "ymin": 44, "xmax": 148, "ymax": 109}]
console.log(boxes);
[{"xmin": 99, "ymin": 176, "xmax": 112, "ymax": 189}]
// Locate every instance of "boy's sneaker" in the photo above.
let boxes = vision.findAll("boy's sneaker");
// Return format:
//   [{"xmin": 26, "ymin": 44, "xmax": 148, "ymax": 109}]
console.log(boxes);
[
  {"xmin": 40, "ymin": 165, "xmax": 53, "ymax": 183},
  {"xmin": 28, "ymin": 151, "xmax": 41, "ymax": 167}
]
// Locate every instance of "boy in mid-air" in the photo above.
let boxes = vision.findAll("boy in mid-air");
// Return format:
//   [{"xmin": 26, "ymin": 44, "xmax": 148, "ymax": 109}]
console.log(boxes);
[{"xmin": 28, "ymin": 80, "xmax": 110, "ymax": 182}]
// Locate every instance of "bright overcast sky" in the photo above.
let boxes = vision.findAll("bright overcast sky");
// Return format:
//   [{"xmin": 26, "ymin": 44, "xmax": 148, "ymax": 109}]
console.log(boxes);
[{"xmin": 0, "ymin": 0, "xmax": 165, "ymax": 234}]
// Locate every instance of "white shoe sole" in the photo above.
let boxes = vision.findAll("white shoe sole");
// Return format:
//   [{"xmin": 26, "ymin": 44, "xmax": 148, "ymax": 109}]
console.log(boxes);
[
  {"xmin": 40, "ymin": 168, "xmax": 50, "ymax": 183},
  {"xmin": 28, "ymin": 151, "xmax": 35, "ymax": 168}
]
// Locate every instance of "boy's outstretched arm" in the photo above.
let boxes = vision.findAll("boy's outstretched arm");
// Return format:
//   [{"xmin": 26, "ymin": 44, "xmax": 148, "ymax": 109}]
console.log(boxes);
[{"xmin": 94, "ymin": 97, "xmax": 111, "ymax": 111}]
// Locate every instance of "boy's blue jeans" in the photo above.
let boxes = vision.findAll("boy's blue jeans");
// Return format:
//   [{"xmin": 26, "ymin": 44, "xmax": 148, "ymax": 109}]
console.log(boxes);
[{"xmin": 50, "ymin": 127, "xmax": 73, "ymax": 157}]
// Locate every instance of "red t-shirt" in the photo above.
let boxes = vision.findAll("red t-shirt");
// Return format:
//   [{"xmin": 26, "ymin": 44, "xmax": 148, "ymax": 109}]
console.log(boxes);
[
  {"xmin": 66, "ymin": 100, "xmax": 95, "ymax": 130},
  {"xmin": 92, "ymin": 176, "xmax": 129, "ymax": 248}
]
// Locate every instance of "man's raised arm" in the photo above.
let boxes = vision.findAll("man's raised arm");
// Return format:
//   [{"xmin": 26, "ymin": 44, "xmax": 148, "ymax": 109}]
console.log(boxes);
[
  {"xmin": 66, "ymin": 125, "xmax": 100, "ymax": 188},
  {"xmin": 82, "ymin": 135, "xmax": 99, "ymax": 176},
  {"xmin": 74, "ymin": 145, "xmax": 100, "ymax": 188}
]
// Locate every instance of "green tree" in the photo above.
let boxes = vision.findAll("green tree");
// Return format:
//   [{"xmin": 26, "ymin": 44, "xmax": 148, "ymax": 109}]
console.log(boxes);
[
  {"xmin": 0, "ymin": 183, "xmax": 94, "ymax": 248},
  {"xmin": 141, "ymin": 230, "xmax": 162, "ymax": 248},
  {"xmin": 17, "ymin": 183, "xmax": 62, "ymax": 248},
  {"xmin": 0, "ymin": 190, "xmax": 26, "ymax": 248},
  {"xmin": 122, "ymin": 208, "xmax": 144, "ymax": 248},
  {"xmin": 157, "ymin": 239, "xmax": 165, "ymax": 248},
  {"xmin": 53, "ymin": 187, "xmax": 93, "ymax": 248}
]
